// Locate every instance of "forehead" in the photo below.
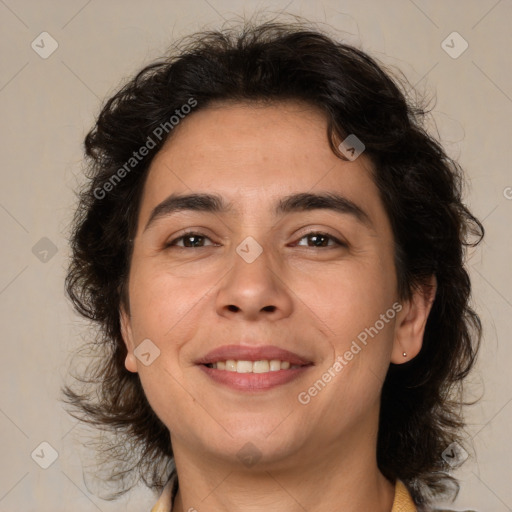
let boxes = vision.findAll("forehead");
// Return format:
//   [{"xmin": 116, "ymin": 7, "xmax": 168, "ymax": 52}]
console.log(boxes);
[
  {"xmin": 137, "ymin": 101, "xmax": 385, "ymax": 230},
  {"xmin": 153, "ymin": 100, "xmax": 338, "ymax": 178}
]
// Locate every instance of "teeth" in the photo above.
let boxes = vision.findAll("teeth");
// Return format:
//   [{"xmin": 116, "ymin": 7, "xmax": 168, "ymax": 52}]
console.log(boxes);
[
  {"xmin": 208, "ymin": 359, "xmax": 301, "ymax": 372},
  {"xmin": 225, "ymin": 360, "xmax": 237, "ymax": 372},
  {"xmin": 269, "ymin": 360, "xmax": 281, "ymax": 371},
  {"xmin": 236, "ymin": 360, "xmax": 253, "ymax": 373},
  {"xmin": 253, "ymin": 360, "xmax": 269, "ymax": 373}
]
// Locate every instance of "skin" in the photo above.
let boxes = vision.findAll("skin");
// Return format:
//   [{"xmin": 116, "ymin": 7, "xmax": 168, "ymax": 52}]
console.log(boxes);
[{"xmin": 120, "ymin": 101, "xmax": 436, "ymax": 512}]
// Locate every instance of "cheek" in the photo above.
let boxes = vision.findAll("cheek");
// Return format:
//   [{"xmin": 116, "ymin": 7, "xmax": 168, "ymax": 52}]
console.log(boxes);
[
  {"xmin": 306, "ymin": 263, "xmax": 398, "ymax": 424},
  {"xmin": 295, "ymin": 256, "xmax": 396, "ymax": 333},
  {"xmin": 306, "ymin": 257, "xmax": 398, "ymax": 395},
  {"xmin": 125, "ymin": 262, "xmax": 205, "ymax": 425},
  {"xmin": 127, "ymin": 257, "xmax": 215, "ymax": 341}
]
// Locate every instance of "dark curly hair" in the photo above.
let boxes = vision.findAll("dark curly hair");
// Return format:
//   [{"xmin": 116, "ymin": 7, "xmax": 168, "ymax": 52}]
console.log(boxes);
[{"xmin": 63, "ymin": 17, "xmax": 483, "ymax": 509}]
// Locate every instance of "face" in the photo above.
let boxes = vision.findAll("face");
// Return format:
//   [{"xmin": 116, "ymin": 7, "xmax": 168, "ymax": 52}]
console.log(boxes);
[{"xmin": 120, "ymin": 101, "xmax": 419, "ymax": 471}]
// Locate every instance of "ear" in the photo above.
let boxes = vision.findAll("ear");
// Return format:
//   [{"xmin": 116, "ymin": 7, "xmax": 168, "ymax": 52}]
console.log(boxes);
[
  {"xmin": 391, "ymin": 275, "xmax": 437, "ymax": 364},
  {"xmin": 120, "ymin": 303, "xmax": 138, "ymax": 373}
]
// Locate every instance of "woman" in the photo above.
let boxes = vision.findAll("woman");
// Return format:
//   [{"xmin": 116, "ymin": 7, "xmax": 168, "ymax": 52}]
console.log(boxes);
[{"xmin": 63, "ymin": 18, "xmax": 482, "ymax": 512}]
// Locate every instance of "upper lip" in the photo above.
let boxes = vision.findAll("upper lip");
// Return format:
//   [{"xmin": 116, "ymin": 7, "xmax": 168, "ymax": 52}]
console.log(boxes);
[{"xmin": 195, "ymin": 344, "xmax": 313, "ymax": 366}]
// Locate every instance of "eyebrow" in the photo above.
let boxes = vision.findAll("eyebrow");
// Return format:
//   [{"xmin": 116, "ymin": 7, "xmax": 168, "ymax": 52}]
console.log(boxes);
[{"xmin": 143, "ymin": 191, "xmax": 373, "ymax": 232}]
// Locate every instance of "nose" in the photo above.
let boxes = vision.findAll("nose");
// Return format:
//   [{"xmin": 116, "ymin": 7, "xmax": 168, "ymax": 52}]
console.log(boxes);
[{"xmin": 215, "ymin": 240, "xmax": 294, "ymax": 322}]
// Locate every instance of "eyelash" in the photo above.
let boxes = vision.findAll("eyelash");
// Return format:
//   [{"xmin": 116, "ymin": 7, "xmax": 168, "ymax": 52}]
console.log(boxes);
[{"xmin": 166, "ymin": 230, "xmax": 347, "ymax": 249}]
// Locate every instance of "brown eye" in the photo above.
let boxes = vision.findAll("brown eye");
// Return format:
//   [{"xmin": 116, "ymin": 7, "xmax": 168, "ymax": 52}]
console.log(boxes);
[
  {"xmin": 295, "ymin": 232, "xmax": 347, "ymax": 248},
  {"xmin": 167, "ymin": 231, "xmax": 216, "ymax": 248}
]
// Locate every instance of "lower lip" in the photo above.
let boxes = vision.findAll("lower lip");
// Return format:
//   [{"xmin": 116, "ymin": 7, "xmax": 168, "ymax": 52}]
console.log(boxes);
[{"xmin": 198, "ymin": 364, "xmax": 312, "ymax": 391}]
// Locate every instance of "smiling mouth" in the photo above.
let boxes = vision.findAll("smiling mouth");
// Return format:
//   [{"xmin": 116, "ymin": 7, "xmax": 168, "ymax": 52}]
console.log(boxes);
[
  {"xmin": 196, "ymin": 344, "xmax": 314, "ymax": 390},
  {"xmin": 198, "ymin": 360, "xmax": 313, "ymax": 392},
  {"xmin": 204, "ymin": 359, "xmax": 308, "ymax": 373}
]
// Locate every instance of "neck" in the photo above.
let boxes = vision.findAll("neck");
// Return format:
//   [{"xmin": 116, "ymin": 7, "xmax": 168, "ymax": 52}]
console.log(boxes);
[{"xmin": 170, "ymin": 421, "xmax": 395, "ymax": 512}]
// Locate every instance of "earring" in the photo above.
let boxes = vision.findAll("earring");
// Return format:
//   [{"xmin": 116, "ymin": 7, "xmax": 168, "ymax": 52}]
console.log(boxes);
[{"xmin": 402, "ymin": 352, "xmax": 407, "ymax": 357}]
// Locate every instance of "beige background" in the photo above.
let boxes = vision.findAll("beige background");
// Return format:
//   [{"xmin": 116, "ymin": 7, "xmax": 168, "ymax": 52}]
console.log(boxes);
[{"xmin": 0, "ymin": 0, "xmax": 511, "ymax": 510}]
